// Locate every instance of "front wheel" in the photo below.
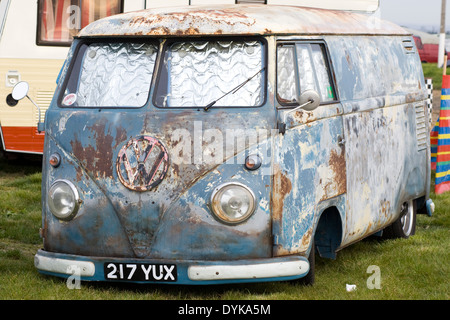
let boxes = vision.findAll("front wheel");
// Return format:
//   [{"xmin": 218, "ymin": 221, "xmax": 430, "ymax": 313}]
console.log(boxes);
[{"xmin": 383, "ymin": 200, "xmax": 417, "ymax": 239}]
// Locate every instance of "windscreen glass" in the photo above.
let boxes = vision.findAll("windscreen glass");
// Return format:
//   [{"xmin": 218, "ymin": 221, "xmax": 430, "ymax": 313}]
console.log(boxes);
[
  {"xmin": 154, "ymin": 39, "xmax": 265, "ymax": 108},
  {"xmin": 61, "ymin": 42, "xmax": 158, "ymax": 107}
]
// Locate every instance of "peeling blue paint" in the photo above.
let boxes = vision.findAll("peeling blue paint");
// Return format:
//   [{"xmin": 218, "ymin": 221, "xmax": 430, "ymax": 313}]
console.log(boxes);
[{"xmin": 36, "ymin": 5, "xmax": 431, "ymax": 285}]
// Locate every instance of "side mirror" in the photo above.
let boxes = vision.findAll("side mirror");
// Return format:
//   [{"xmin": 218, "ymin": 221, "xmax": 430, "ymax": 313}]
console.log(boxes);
[
  {"xmin": 11, "ymin": 81, "xmax": 29, "ymax": 101},
  {"xmin": 298, "ymin": 90, "xmax": 320, "ymax": 111},
  {"xmin": 278, "ymin": 90, "xmax": 321, "ymax": 134},
  {"xmin": 9, "ymin": 81, "xmax": 44, "ymax": 133}
]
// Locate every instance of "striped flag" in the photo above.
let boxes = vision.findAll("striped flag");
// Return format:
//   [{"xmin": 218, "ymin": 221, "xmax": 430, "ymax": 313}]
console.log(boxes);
[
  {"xmin": 435, "ymin": 75, "xmax": 450, "ymax": 194},
  {"xmin": 430, "ymin": 117, "xmax": 439, "ymax": 170}
]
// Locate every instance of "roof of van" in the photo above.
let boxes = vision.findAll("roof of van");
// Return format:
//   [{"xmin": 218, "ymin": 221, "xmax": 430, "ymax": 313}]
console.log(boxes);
[{"xmin": 78, "ymin": 4, "xmax": 409, "ymax": 38}]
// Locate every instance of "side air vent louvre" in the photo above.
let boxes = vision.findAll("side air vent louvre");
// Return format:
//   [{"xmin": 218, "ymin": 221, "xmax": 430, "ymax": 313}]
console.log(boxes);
[
  {"xmin": 402, "ymin": 39, "xmax": 415, "ymax": 54},
  {"xmin": 415, "ymin": 104, "xmax": 428, "ymax": 151}
]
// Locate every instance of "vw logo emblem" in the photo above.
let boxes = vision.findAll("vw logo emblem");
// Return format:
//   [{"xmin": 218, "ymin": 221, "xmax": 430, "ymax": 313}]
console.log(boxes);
[{"xmin": 116, "ymin": 136, "xmax": 169, "ymax": 191}]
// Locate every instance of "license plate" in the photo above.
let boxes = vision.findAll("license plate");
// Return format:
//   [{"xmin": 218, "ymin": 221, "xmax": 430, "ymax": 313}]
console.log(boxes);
[{"xmin": 104, "ymin": 262, "xmax": 177, "ymax": 282}]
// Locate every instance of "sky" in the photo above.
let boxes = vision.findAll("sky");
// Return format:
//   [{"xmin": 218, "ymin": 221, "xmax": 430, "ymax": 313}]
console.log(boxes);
[{"xmin": 379, "ymin": 0, "xmax": 450, "ymax": 33}]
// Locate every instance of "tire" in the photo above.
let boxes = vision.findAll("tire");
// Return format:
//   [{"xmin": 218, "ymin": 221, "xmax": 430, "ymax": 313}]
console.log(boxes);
[{"xmin": 383, "ymin": 200, "xmax": 417, "ymax": 239}]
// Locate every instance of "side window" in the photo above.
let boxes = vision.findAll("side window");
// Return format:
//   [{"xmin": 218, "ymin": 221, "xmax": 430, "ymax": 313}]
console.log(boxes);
[
  {"xmin": 277, "ymin": 45, "xmax": 299, "ymax": 104},
  {"xmin": 37, "ymin": 0, "xmax": 122, "ymax": 46},
  {"xmin": 277, "ymin": 42, "xmax": 336, "ymax": 106}
]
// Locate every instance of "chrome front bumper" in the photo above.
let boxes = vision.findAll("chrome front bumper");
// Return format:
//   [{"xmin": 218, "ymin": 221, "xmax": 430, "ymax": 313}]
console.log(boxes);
[{"xmin": 34, "ymin": 249, "xmax": 309, "ymax": 285}]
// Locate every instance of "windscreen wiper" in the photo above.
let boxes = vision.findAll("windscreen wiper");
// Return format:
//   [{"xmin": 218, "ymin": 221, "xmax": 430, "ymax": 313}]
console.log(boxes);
[{"xmin": 203, "ymin": 67, "xmax": 265, "ymax": 111}]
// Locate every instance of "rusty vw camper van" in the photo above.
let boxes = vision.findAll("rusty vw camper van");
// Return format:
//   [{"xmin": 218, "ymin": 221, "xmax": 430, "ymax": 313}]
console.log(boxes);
[{"xmin": 23, "ymin": 5, "xmax": 433, "ymax": 285}]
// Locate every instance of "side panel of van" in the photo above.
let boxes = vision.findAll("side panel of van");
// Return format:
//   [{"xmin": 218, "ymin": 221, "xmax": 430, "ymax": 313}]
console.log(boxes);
[
  {"xmin": 272, "ymin": 34, "xmax": 428, "ymax": 256},
  {"xmin": 328, "ymin": 35, "xmax": 428, "ymax": 247}
]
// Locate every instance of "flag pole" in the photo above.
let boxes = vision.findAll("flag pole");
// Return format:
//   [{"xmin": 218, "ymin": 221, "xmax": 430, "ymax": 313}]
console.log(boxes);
[{"xmin": 438, "ymin": 0, "xmax": 447, "ymax": 68}]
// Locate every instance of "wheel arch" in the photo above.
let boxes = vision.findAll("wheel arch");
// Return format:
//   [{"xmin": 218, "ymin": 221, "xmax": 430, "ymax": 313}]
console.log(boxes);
[{"xmin": 313, "ymin": 204, "xmax": 344, "ymax": 260}]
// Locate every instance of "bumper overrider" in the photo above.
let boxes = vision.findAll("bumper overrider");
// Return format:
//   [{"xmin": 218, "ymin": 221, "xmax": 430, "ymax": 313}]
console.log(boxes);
[{"xmin": 34, "ymin": 250, "xmax": 309, "ymax": 285}]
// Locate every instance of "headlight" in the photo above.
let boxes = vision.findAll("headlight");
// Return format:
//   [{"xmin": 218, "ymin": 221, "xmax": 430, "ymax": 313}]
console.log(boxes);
[
  {"xmin": 210, "ymin": 182, "xmax": 256, "ymax": 224},
  {"xmin": 48, "ymin": 180, "xmax": 80, "ymax": 220}
]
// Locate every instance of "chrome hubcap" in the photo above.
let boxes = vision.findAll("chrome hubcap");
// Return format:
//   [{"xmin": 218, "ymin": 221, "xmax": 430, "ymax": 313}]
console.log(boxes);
[{"xmin": 401, "ymin": 201, "xmax": 414, "ymax": 236}]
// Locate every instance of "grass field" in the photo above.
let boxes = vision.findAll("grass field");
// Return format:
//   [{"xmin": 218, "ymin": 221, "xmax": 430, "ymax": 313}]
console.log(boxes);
[
  {"xmin": 0, "ymin": 155, "xmax": 448, "ymax": 303},
  {"xmin": 422, "ymin": 62, "xmax": 448, "ymax": 91}
]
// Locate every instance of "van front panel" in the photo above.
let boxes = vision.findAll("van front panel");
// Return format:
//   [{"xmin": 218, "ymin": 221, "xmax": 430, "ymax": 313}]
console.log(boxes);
[{"xmin": 42, "ymin": 37, "xmax": 277, "ymax": 262}]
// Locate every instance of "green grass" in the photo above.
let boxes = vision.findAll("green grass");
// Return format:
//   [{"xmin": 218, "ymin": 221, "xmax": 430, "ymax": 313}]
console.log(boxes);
[
  {"xmin": 0, "ymin": 157, "xmax": 42, "ymax": 245},
  {"xmin": 422, "ymin": 62, "xmax": 448, "ymax": 90},
  {"xmin": 0, "ymin": 155, "xmax": 448, "ymax": 301}
]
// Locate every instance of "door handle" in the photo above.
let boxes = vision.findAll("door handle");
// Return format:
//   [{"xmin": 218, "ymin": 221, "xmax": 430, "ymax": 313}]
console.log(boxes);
[{"xmin": 337, "ymin": 135, "xmax": 345, "ymax": 146}]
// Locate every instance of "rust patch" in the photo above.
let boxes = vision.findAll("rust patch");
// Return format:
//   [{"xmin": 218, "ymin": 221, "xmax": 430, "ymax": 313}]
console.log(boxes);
[
  {"xmin": 168, "ymin": 9, "xmax": 251, "ymax": 21},
  {"xmin": 301, "ymin": 227, "xmax": 313, "ymax": 248},
  {"xmin": 291, "ymin": 109, "xmax": 317, "ymax": 125},
  {"xmin": 273, "ymin": 245, "xmax": 294, "ymax": 256},
  {"xmin": 127, "ymin": 8, "xmax": 255, "ymax": 36},
  {"xmin": 345, "ymin": 51, "xmax": 352, "ymax": 66},
  {"xmin": 114, "ymin": 126, "xmax": 128, "ymax": 148},
  {"xmin": 380, "ymin": 200, "xmax": 390, "ymax": 219},
  {"xmin": 329, "ymin": 148, "xmax": 347, "ymax": 195},
  {"xmin": 80, "ymin": 5, "xmax": 409, "ymax": 38},
  {"xmin": 71, "ymin": 122, "xmax": 114, "ymax": 180},
  {"xmin": 405, "ymin": 91, "xmax": 423, "ymax": 103},
  {"xmin": 174, "ymin": 27, "xmax": 200, "ymax": 35},
  {"xmin": 271, "ymin": 164, "xmax": 292, "ymax": 222}
]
